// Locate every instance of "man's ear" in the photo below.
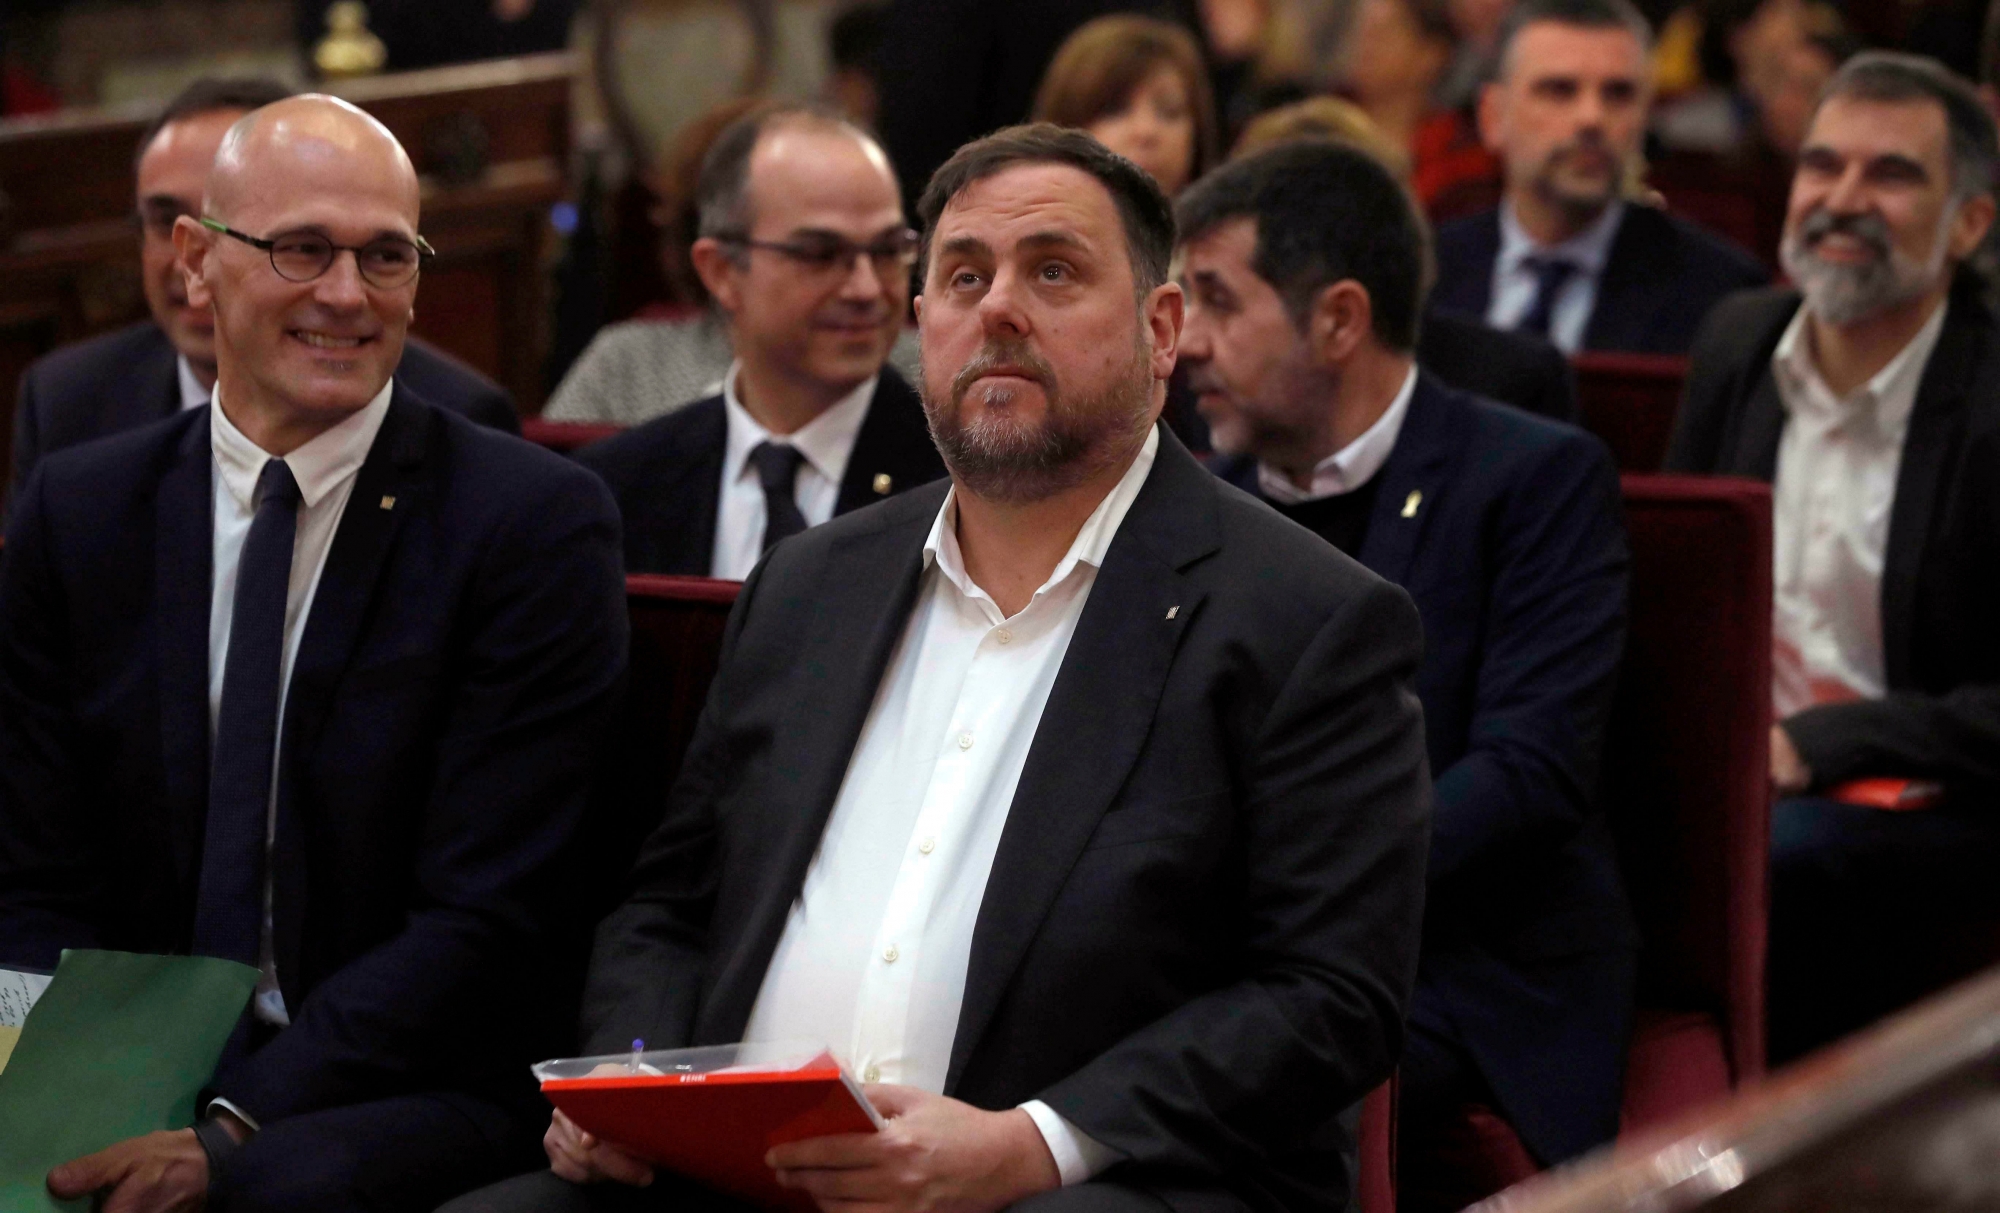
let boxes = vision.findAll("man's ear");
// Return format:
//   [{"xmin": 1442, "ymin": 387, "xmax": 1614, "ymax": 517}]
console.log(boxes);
[
  {"xmin": 1949, "ymin": 192, "xmax": 1997, "ymax": 262},
  {"xmin": 1144, "ymin": 281, "xmax": 1184, "ymax": 382},
  {"xmin": 690, "ymin": 237, "xmax": 743, "ymax": 315},
  {"xmin": 174, "ymin": 215, "xmax": 215, "ymax": 309},
  {"xmin": 1308, "ymin": 280, "xmax": 1373, "ymax": 367}
]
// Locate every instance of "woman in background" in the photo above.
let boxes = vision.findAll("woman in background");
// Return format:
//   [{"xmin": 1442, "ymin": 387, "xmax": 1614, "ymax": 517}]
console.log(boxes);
[{"xmin": 1032, "ymin": 14, "xmax": 1220, "ymax": 197}]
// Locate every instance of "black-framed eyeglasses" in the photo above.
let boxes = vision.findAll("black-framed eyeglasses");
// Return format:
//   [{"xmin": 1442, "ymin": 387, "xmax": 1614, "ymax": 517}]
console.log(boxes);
[
  {"xmin": 200, "ymin": 217, "xmax": 436, "ymax": 288},
  {"xmin": 716, "ymin": 228, "xmax": 920, "ymax": 278}
]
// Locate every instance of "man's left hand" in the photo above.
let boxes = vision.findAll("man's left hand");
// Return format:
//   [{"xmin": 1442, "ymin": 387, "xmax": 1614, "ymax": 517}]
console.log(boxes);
[
  {"xmin": 768, "ymin": 1084, "xmax": 1060, "ymax": 1213},
  {"xmin": 47, "ymin": 1129, "xmax": 211, "ymax": 1213},
  {"xmin": 1771, "ymin": 724, "xmax": 1812, "ymax": 794}
]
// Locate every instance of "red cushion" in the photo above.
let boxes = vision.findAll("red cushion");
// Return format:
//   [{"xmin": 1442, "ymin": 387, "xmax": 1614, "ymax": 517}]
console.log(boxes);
[{"xmin": 1619, "ymin": 1008, "xmax": 1734, "ymax": 1134}]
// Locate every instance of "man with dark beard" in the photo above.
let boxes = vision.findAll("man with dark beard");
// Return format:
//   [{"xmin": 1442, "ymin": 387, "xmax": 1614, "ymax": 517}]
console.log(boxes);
[
  {"xmin": 1429, "ymin": 0, "xmax": 1767, "ymax": 355},
  {"xmin": 1669, "ymin": 51, "xmax": 2000, "ymax": 1063},
  {"xmin": 445, "ymin": 124, "xmax": 1432, "ymax": 1213}
]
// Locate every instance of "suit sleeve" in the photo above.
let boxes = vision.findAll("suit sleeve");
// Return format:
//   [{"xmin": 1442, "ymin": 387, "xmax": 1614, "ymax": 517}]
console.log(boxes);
[
  {"xmin": 1536, "ymin": 340, "xmax": 1581, "ymax": 425},
  {"xmin": 0, "ymin": 464, "xmax": 103, "ymax": 964},
  {"xmin": 1427, "ymin": 433, "xmax": 1629, "ymax": 886},
  {"xmin": 1039, "ymin": 577, "xmax": 1432, "ymax": 1177},
  {"xmin": 576, "ymin": 556, "xmax": 772, "ymax": 1056},
  {"xmin": 210, "ymin": 466, "xmax": 628, "ymax": 1121},
  {"xmin": 7, "ymin": 368, "xmax": 45, "ymax": 524},
  {"xmin": 466, "ymin": 382, "xmax": 521, "ymax": 436}
]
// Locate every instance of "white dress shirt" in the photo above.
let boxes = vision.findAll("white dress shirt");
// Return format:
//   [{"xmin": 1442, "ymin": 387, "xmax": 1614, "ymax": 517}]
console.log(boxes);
[
  {"xmin": 1256, "ymin": 366, "xmax": 1417, "ymax": 504},
  {"xmin": 178, "ymin": 355, "xmax": 211, "ymax": 411},
  {"xmin": 710, "ymin": 362, "xmax": 877, "ymax": 579},
  {"xmin": 208, "ymin": 381, "xmax": 393, "ymax": 1026},
  {"xmin": 741, "ymin": 427, "xmax": 1161, "ymax": 1185},
  {"xmin": 1487, "ymin": 201, "xmax": 1625, "ymax": 354},
  {"xmin": 1768, "ymin": 299, "xmax": 1946, "ymax": 719}
]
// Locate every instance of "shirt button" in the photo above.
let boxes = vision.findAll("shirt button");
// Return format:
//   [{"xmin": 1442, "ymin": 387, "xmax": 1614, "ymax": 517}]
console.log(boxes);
[
  {"xmin": 957, "ymin": 731, "xmax": 973, "ymax": 750},
  {"xmin": 995, "ymin": 628, "xmax": 1013, "ymax": 645},
  {"xmin": 918, "ymin": 837, "xmax": 936, "ymax": 855},
  {"xmin": 863, "ymin": 1064, "xmax": 880, "ymax": 1083},
  {"xmin": 882, "ymin": 944, "xmax": 899, "ymax": 963}
]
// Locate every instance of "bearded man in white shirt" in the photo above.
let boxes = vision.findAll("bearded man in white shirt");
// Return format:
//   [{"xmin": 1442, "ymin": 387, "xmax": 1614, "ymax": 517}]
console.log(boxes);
[
  {"xmin": 448, "ymin": 124, "xmax": 1432, "ymax": 1213},
  {"xmin": 1669, "ymin": 51, "xmax": 2000, "ymax": 1063}
]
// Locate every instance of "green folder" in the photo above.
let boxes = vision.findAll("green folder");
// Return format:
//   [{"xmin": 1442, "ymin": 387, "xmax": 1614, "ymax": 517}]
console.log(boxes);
[{"xmin": 0, "ymin": 949, "xmax": 257, "ymax": 1212}]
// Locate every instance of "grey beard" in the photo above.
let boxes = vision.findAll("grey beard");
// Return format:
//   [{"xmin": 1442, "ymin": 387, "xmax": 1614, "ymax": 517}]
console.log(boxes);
[{"xmin": 1781, "ymin": 207, "xmax": 1954, "ymax": 326}]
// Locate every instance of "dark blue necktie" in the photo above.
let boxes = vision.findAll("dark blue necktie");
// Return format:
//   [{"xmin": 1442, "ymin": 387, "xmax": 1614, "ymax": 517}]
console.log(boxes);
[
  {"xmin": 1517, "ymin": 256, "xmax": 1580, "ymax": 339},
  {"xmin": 192, "ymin": 458, "xmax": 301, "ymax": 967},
  {"xmin": 750, "ymin": 442, "xmax": 808, "ymax": 551}
]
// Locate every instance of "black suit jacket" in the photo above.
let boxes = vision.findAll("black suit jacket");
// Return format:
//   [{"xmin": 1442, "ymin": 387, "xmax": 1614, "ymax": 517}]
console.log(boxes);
[
  {"xmin": 584, "ymin": 429, "xmax": 1432, "ymax": 1213},
  {"xmin": 1431, "ymin": 204, "xmax": 1769, "ymax": 356},
  {"xmin": 576, "ymin": 367, "xmax": 948, "ymax": 575},
  {"xmin": 1666, "ymin": 277, "xmax": 2000, "ymax": 799},
  {"xmin": 9, "ymin": 319, "xmax": 519, "ymax": 510},
  {"xmin": 0, "ymin": 389, "xmax": 627, "ymax": 1124},
  {"xmin": 1418, "ymin": 310, "xmax": 1579, "ymax": 423},
  {"xmin": 1216, "ymin": 375, "xmax": 1635, "ymax": 1164}
]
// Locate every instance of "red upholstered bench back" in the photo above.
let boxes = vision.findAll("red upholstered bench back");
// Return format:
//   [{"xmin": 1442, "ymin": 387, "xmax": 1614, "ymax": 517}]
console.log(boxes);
[
  {"xmin": 522, "ymin": 417, "xmax": 624, "ymax": 453},
  {"xmin": 1608, "ymin": 476, "xmax": 1773, "ymax": 1086},
  {"xmin": 1574, "ymin": 355, "xmax": 1688, "ymax": 472}
]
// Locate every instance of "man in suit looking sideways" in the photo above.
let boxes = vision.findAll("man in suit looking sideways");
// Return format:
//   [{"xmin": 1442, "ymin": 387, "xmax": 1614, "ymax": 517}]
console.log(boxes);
[
  {"xmin": 1184, "ymin": 140, "xmax": 1634, "ymax": 1212},
  {"xmin": 448, "ymin": 124, "xmax": 1431, "ymax": 1213},
  {"xmin": 8, "ymin": 77, "xmax": 518, "ymax": 512},
  {"xmin": 1668, "ymin": 52, "xmax": 2000, "ymax": 1062},
  {"xmin": 1428, "ymin": 0, "xmax": 1767, "ymax": 355},
  {"xmin": 577, "ymin": 104, "xmax": 946, "ymax": 576},
  {"xmin": 0, "ymin": 96, "xmax": 626, "ymax": 1211}
]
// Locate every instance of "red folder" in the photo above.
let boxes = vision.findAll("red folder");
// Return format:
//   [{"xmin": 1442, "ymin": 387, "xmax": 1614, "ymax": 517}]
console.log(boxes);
[{"xmin": 539, "ymin": 1048, "xmax": 879, "ymax": 1210}]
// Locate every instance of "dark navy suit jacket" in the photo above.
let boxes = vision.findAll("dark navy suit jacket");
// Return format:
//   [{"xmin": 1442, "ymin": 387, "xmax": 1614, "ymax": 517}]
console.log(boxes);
[
  {"xmin": 1431, "ymin": 204, "xmax": 1768, "ymax": 356},
  {"xmin": 576, "ymin": 367, "xmax": 948, "ymax": 575},
  {"xmin": 0, "ymin": 388, "xmax": 626, "ymax": 1126},
  {"xmin": 9, "ymin": 319, "xmax": 519, "ymax": 514},
  {"xmin": 1217, "ymin": 374, "xmax": 1637, "ymax": 1164}
]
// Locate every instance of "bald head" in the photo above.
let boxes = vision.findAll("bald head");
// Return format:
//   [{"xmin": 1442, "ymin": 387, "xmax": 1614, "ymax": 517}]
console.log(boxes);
[{"xmin": 207, "ymin": 95, "xmax": 419, "ymax": 225}]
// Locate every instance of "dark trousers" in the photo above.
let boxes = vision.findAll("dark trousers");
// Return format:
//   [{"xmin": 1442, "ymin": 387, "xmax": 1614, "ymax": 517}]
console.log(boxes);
[
  {"xmin": 1769, "ymin": 794, "xmax": 2000, "ymax": 1065},
  {"xmin": 1395, "ymin": 1007, "xmax": 1512, "ymax": 1213},
  {"xmin": 213, "ymin": 1092, "xmax": 542, "ymax": 1213},
  {"xmin": 438, "ymin": 1170, "xmax": 1176, "ymax": 1213}
]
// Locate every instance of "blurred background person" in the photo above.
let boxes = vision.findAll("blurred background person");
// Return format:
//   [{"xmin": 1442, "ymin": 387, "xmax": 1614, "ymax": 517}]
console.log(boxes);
[
  {"xmin": 1032, "ymin": 13, "xmax": 1220, "ymax": 196},
  {"xmin": 825, "ymin": 0, "xmax": 889, "ymax": 130}
]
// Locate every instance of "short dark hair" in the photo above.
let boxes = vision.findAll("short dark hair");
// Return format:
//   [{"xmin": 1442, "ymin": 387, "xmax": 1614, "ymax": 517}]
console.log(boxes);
[
  {"xmin": 1819, "ymin": 51, "xmax": 1998, "ymax": 202},
  {"xmin": 1495, "ymin": 0, "xmax": 1652, "ymax": 78},
  {"xmin": 694, "ymin": 101, "xmax": 878, "ymax": 245},
  {"xmin": 135, "ymin": 77, "xmax": 295, "ymax": 168},
  {"xmin": 916, "ymin": 123, "xmax": 1175, "ymax": 292},
  {"xmin": 1176, "ymin": 140, "xmax": 1429, "ymax": 351}
]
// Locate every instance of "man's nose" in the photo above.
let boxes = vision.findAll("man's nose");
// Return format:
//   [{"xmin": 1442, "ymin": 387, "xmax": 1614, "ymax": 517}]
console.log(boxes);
[
  {"xmin": 976, "ymin": 267, "xmax": 1031, "ymax": 337},
  {"xmin": 1823, "ymin": 163, "xmax": 1871, "ymax": 214},
  {"xmin": 836, "ymin": 248, "xmax": 890, "ymax": 301},
  {"xmin": 314, "ymin": 249, "xmax": 370, "ymax": 307}
]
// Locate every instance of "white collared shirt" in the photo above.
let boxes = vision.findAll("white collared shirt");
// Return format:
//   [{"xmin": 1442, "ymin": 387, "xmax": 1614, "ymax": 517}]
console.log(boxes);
[
  {"xmin": 741, "ymin": 426, "xmax": 1161, "ymax": 1185},
  {"xmin": 1257, "ymin": 366, "xmax": 1417, "ymax": 504},
  {"xmin": 1488, "ymin": 200, "xmax": 1626, "ymax": 354},
  {"xmin": 1769, "ymin": 300, "xmax": 1946, "ymax": 719},
  {"xmin": 208, "ymin": 379, "xmax": 394, "ymax": 1026},
  {"xmin": 710, "ymin": 362, "xmax": 877, "ymax": 579},
  {"xmin": 178, "ymin": 355, "xmax": 211, "ymax": 412}
]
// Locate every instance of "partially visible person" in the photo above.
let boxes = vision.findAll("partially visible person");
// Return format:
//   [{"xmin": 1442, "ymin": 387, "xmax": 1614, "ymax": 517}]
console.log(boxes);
[
  {"xmin": 1431, "ymin": 0, "xmax": 1769, "ymax": 354},
  {"xmin": 10, "ymin": 76, "xmax": 518, "ymax": 512},
  {"xmin": 1340, "ymin": 0, "xmax": 1453, "ymax": 155},
  {"xmin": 1232, "ymin": 97, "xmax": 1580, "ymax": 422},
  {"xmin": 826, "ymin": 1, "xmax": 890, "ymax": 129},
  {"xmin": 575, "ymin": 104, "xmax": 946, "ymax": 576},
  {"xmin": 2, "ymin": 94, "xmax": 625, "ymax": 1213},
  {"xmin": 1032, "ymin": 14, "xmax": 1219, "ymax": 196},
  {"xmin": 1182, "ymin": 139, "xmax": 1633, "ymax": 1212},
  {"xmin": 1668, "ymin": 52, "xmax": 2000, "ymax": 1064}
]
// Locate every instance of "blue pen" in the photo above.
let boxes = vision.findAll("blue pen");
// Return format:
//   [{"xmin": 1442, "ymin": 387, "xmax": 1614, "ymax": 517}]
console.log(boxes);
[{"xmin": 630, "ymin": 1038, "xmax": 644, "ymax": 1073}]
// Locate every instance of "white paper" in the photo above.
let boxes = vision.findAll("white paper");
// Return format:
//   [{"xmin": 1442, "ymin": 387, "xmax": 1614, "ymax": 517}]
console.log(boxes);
[{"xmin": 0, "ymin": 968, "xmax": 51, "ymax": 1029}]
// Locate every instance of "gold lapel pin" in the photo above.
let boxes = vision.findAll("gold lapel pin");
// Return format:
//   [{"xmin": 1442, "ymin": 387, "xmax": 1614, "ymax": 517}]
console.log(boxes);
[
  {"xmin": 1165, "ymin": 605, "xmax": 1180, "ymax": 621},
  {"xmin": 380, "ymin": 495, "xmax": 396, "ymax": 510},
  {"xmin": 1401, "ymin": 490, "xmax": 1422, "ymax": 519},
  {"xmin": 872, "ymin": 473, "xmax": 893, "ymax": 495}
]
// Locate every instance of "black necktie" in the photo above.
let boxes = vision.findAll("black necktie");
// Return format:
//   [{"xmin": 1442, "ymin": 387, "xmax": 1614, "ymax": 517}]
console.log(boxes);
[
  {"xmin": 1517, "ymin": 256, "xmax": 1580, "ymax": 339},
  {"xmin": 192, "ymin": 458, "xmax": 301, "ymax": 967},
  {"xmin": 750, "ymin": 442, "xmax": 809, "ymax": 551}
]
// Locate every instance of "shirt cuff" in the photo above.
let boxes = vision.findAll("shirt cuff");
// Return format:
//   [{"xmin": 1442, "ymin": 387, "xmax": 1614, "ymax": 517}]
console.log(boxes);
[
  {"xmin": 1019, "ymin": 1099, "xmax": 1121, "ymax": 1185},
  {"xmin": 202, "ymin": 1096, "xmax": 261, "ymax": 1135}
]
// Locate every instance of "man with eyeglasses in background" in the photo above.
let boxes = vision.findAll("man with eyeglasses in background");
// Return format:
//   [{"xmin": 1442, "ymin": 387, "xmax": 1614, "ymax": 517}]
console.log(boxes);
[
  {"xmin": 0, "ymin": 95, "xmax": 626, "ymax": 1212},
  {"xmin": 7, "ymin": 76, "xmax": 518, "ymax": 520},
  {"xmin": 576, "ymin": 102, "xmax": 947, "ymax": 577}
]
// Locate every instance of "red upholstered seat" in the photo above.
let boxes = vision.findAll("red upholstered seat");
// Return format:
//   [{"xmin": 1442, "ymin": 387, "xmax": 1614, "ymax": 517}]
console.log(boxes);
[
  {"xmin": 1440, "ymin": 476, "xmax": 1774, "ymax": 1202},
  {"xmin": 1360, "ymin": 1079, "xmax": 1397, "ymax": 1213},
  {"xmin": 522, "ymin": 417, "xmax": 624, "ymax": 453},
  {"xmin": 1572, "ymin": 354, "xmax": 1688, "ymax": 472}
]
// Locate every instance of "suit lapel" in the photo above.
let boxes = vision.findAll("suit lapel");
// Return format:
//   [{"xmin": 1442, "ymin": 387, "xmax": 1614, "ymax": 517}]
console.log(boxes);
[
  {"xmin": 1437, "ymin": 211, "xmax": 1501, "ymax": 319},
  {"xmin": 946, "ymin": 432, "xmax": 1219, "ymax": 1091},
  {"xmin": 135, "ymin": 330, "xmax": 184, "ymax": 427},
  {"xmin": 1357, "ymin": 376, "xmax": 1453, "ymax": 587},
  {"xmin": 155, "ymin": 413, "xmax": 215, "ymax": 907},
  {"xmin": 1582, "ymin": 206, "xmax": 1655, "ymax": 351},
  {"xmin": 665, "ymin": 400, "xmax": 727, "ymax": 575}
]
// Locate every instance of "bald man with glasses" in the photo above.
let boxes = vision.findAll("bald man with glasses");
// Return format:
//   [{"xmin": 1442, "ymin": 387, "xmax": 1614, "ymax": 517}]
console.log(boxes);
[
  {"xmin": 0, "ymin": 95, "xmax": 627, "ymax": 1213},
  {"xmin": 575, "ymin": 102, "xmax": 946, "ymax": 577}
]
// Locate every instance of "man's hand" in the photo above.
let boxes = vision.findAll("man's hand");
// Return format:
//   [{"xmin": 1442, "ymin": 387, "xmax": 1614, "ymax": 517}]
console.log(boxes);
[
  {"xmin": 47, "ymin": 1129, "xmax": 211, "ymax": 1213},
  {"xmin": 767, "ymin": 1085, "xmax": 1060, "ymax": 1213},
  {"xmin": 545, "ymin": 1108, "xmax": 656, "ymax": 1186},
  {"xmin": 1771, "ymin": 724, "xmax": 1812, "ymax": 794}
]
